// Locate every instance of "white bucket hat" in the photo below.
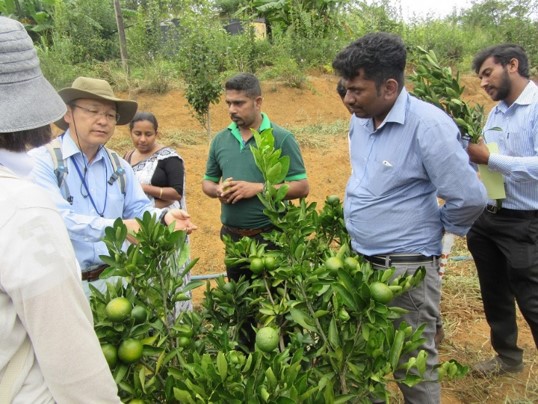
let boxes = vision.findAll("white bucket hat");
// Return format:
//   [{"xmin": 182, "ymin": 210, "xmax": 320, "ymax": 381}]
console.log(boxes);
[{"xmin": 0, "ymin": 17, "xmax": 66, "ymax": 133}]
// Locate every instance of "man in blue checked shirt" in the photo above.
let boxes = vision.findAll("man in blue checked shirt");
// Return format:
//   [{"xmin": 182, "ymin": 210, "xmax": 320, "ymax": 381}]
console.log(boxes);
[
  {"xmin": 467, "ymin": 44, "xmax": 538, "ymax": 377},
  {"xmin": 332, "ymin": 33, "xmax": 487, "ymax": 403}
]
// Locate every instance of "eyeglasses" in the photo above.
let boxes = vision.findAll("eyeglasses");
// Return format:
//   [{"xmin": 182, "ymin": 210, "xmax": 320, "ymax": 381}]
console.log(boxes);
[{"xmin": 72, "ymin": 104, "xmax": 120, "ymax": 124}]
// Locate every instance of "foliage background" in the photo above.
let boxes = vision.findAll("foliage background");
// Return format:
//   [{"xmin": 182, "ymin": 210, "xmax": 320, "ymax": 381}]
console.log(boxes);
[{"xmin": 2, "ymin": 0, "xmax": 537, "ymax": 92}]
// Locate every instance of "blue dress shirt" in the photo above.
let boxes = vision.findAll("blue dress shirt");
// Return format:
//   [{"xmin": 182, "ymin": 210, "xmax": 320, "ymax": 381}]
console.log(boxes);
[
  {"xmin": 483, "ymin": 81, "xmax": 538, "ymax": 210},
  {"xmin": 29, "ymin": 132, "xmax": 160, "ymax": 270},
  {"xmin": 345, "ymin": 88, "xmax": 487, "ymax": 256}
]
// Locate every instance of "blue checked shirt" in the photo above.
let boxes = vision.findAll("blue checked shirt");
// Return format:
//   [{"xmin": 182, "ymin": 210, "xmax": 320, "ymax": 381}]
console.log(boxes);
[
  {"xmin": 29, "ymin": 132, "xmax": 162, "ymax": 270},
  {"xmin": 483, "ymin": 81, "xmax": 538, "ymax": 210},
  {"xmin": 345, "ymin": 88, "xmax": 487, "ymax": 256}
]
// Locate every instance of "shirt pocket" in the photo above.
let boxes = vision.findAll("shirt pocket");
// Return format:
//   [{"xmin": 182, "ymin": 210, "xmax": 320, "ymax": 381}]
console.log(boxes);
[
  {"xmin": 363, "ymin": 159, "xmax": 409, "ymax": 197},
  {"xmin": 506, "ymin": 128, "xmax": 534, "ymax": 157}
]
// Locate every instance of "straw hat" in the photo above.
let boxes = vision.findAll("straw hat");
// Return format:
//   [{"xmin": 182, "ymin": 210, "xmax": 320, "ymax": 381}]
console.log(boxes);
[
  {"xmin": 54, "ymin": 76, "xmax": 138, "ymax": 129},
  {"xmin": 0, "ymin": 17, "xmax": 66, "ymax": 133}
]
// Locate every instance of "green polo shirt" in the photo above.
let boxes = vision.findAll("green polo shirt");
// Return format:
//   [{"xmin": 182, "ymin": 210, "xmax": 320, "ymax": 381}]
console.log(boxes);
[{"xmin": 204, "ymin": 113, "xmax": 307, "ymax": 229}]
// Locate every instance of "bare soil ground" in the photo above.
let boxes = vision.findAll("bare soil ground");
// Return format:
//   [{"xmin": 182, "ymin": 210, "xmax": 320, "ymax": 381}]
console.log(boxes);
[{"xmin": 109, "ymin": 74, "xmax": 537, "ymax": 403}]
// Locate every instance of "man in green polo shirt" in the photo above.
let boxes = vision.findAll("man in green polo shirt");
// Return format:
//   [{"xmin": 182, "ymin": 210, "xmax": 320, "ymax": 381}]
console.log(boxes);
[{"xmin": 203, "ymin": 71, "xmax": 309, "ymax": 278}]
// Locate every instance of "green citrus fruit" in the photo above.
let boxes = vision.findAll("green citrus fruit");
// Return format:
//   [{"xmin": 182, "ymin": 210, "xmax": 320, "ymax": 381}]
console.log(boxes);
[
  {"xmin": 250, "ymin": 257, "xmax": 265, "ymax": 274},
  {"xmin": 326, "ymin": 195, "xmax": 340, "ymax": 206},
  {"xmin": 222, "ymin": 282, "xmax": 235, "ymax": 293},
  {"xmin": 325, "ymin": 256, "xmax": 344, "ymax": 272},
  {"xmin": 263, "ymin": 256, "xmax": 278, "ymax": 271},
  {"xmin": 129, "ymin": 399, "xmax": 145, "ymax": 404},
  {"xmin": 369, "ymin": 282, "xmax": 394, "ymax": 304},
  {"xmin": 101, "ymin": 344, "xmax": 118, "ymax": 368},
  {"xmin": 229, "ymin": 351, "xmax": 240, "ymax": 364},
  {"xmin": 343, "ymin": 256, "xmax": 359, "ymax": 271},
  {"xmin": 118, "ymin": 338, "xmax": 144, "ymax": 364},
  {"xmin": 131, "ymin": 305, "xmax": 148, "ymax": 324},
  {"xmin": 177, "ymin": 336, "xmax": 191, "ymax": 348},
  {"xmin": 255, "ymin": 327, "xmax": 279, "ymax": 353},
  {"xmin": 337, "ymin": 308, "xmax": 351, "ymax": 321},
  {"xmin": 105, "ymin": 297, "xmax": 132, "ymax": 322},
  {"xmin": 176, "ymin": 324, "xmax": 194, "ymax": 338}
]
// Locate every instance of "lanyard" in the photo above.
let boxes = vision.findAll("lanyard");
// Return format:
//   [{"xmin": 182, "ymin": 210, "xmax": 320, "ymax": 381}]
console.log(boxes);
[{"xmin": 71, "ymin": 156, "xmax": 108, "ymax": 217}]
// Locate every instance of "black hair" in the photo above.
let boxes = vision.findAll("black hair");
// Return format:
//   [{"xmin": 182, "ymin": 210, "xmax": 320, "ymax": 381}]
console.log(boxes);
[
  {"xmin": 225, "ymin": 73, "xmax": 262, "ymax": 98},
  {"xmin": 332, "ymin": 32, "xmax": 406, "ymax": 91},
  {"xmin": 472, "ymin": 44, "xmax": 529, "ymax": 78},
  {"xmin": 129, "ymin": 111, "xmax": 159, "ymax": 132},
  {"xmin": 336, "ymin": 79, "xmax": 346, "ymax": 99},
  {"xmin": 0, "ymin": 126, "xmax": 52, "ymax": 152}
]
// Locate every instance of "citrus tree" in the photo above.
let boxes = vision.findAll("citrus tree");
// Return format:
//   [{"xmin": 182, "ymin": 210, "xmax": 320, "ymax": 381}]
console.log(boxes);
[
  {"xmin": 89, "ymin": 213, "xmax": 204, "ymax": 402},
  {"xmin": 92, "ymin": 129, "xmax": 466, "ymax": 403},
  {"xmin": 409, "ymin": 46, "xmax": 488, "ymax": 143}
]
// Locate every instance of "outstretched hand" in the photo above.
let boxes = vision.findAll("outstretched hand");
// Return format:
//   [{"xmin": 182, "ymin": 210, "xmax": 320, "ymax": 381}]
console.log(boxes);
[{"xmin": 165, "ymin": 209, "xmax": 198, "ymax": 234}]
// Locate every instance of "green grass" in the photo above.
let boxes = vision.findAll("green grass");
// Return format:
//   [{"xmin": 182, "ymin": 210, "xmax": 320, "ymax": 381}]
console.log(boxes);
[
  {"xmin": 109, "ymin": 120, "xmax": 350, "ymax": 151},
  {"xmin": 290, "ymin": 120, "xmax": 349, "ymax": 148}
]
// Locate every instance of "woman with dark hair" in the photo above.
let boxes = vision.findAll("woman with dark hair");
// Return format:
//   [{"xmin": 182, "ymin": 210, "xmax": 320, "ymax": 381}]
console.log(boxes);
[
  {"xmin": 124, "ymin": 112, "xmax": 185, "ymax": 209},
  {"xmin": 125, "ymin": 112, "xmax": 192, "ymax": 311}
]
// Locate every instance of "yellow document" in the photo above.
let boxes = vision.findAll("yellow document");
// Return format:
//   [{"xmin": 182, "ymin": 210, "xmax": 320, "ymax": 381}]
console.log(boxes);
[{"xmin": 478, "ymin": 143, "xmax": 506, "ymax": 199}]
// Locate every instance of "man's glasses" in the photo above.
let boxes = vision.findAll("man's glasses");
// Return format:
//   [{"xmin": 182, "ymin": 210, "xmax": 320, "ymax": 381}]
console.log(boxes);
[{"xmin": 72, "ymin": 104, "xmax": 120, "ymax": 124}]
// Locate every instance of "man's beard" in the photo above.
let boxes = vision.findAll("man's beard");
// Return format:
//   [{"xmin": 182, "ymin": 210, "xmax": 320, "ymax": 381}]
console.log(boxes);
[{"xmin": 492, "ymin": 68, "xmax": 511, "ymax": 101}]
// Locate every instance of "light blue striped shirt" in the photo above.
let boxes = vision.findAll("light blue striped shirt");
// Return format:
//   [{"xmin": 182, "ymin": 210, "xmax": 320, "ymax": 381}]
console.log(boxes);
[
  {"xmin": 345, "ymin": 88, "xmax": 487, "ymax": 256},
  {"xmin": 29, "ymin": 132, "xmax": 160, "ymax": 270},
  {"xmin": 484, "ymin": 80, "xmax": 538, "ymax": 210}
]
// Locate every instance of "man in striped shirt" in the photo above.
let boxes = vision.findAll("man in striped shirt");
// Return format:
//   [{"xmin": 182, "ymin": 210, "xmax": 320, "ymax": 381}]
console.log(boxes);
[
  {"xmin": 333, "ymin": 33, "xmax": 486, "ymax": 403},
  {"xmin": 467, "ymin": 44, "xmax": 538, "ymax": 376}
]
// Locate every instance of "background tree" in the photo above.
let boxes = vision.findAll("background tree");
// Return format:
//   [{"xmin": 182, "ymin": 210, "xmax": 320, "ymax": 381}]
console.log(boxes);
[
  {"xmin": 0, "ymin": 0, "xmax": 55, "ymax": 42},
  {"xmin": 53, "ymin": 0, "xmax": 118, "ymax": 63},
  {"xmin": 2, "ymin": 0, "xmax": 536, "ymax": 97},
  {"xmin": 458, "ymin": 0, "xmax": 538, "ymax": 66},
  {"xmin": 113, "ymin": 0, "xmax": 129, "ymax": 75},
  {"xmin": 176, "ymin": 0, "xmax": 225, "ymax": 139}
]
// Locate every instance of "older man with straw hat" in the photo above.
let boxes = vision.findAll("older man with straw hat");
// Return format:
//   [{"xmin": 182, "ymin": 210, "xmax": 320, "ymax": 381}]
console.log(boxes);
[
  {"xmin": 0, "ymin": 16, "xmax": 121, "ymax": 403},
  {"xmin": 29, "ymin": 76, "xmax": 197, "ymax": 296}
]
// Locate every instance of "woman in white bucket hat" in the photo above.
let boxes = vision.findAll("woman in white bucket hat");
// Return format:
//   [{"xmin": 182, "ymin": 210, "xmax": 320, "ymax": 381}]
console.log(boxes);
[{"xmin": 0, "ymin": 17, "xmax": 121, "ymax": 403}]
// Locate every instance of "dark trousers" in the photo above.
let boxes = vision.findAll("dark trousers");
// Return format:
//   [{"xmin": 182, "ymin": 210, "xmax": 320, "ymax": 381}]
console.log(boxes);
[
  {"xmin": 467, "ymin": 211, "xmax": 538, "ymax": 365},
  {"xmin": 220, "ymin": 225, "xmax": 276, "ymax": 350}
]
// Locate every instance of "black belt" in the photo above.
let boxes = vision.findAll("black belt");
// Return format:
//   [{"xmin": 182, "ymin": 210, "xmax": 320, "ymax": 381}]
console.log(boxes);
[
  {"xmin": 81, "ymin": 264, "xmax": 107, "ymax": 282},
  {"xmin": 486, "ymin": 205, "xmax": 538, "ymax": 219},
  {"xmin": 364, "ymin": 254, "xmax": 439, "ymax": 267}
]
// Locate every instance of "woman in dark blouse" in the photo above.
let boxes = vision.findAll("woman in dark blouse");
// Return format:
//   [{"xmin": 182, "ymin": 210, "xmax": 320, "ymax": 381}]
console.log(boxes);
[
  {"xmin": 124, "ymin": 112, "xmax": 185, "ymax": 209},
  {"xmin": 125, "ymin": 111, "xmax": 192, "ymax": 312}
]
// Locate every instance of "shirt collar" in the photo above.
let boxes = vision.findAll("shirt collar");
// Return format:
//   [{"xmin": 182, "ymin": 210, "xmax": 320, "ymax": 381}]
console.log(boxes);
[
  {"xmin": 62, "ymin": 130, "xmax": 106, "ymax": 162},
  {"xmin": 494, "ymin": 80, "xmax": 538, "ymax": 113},
  {"xmin": 382, "ymin": 87, "xmax": 408, "ymax": 127},
  {"xmin": 228, "ymin": 112, "xmax": 270, "ymax": 144},
  {"xmin": 360, "ymin": 88, "xmax": 408, "ymax": 132},
  {"xmin": 0, "ymin": 149, "xmax": 33, "ymax": 177}
]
